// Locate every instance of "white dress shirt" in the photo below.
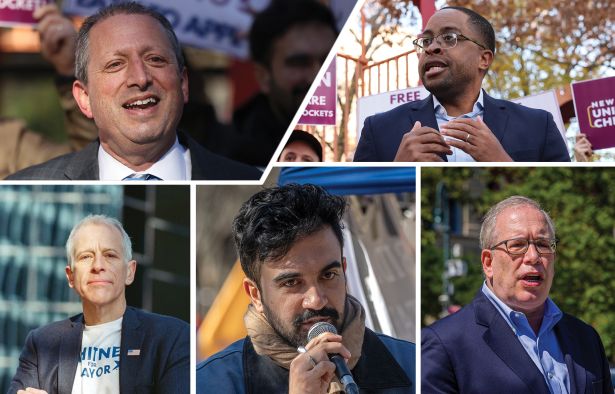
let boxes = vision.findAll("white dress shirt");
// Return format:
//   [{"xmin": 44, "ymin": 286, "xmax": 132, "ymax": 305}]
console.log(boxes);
[
  {"xmin": 98, "ymin": 137, "xmax": 192, "ymax": 180},
  {"xmin": 433, "ymin": 89, "xmax": 484, "ymax": 162}
]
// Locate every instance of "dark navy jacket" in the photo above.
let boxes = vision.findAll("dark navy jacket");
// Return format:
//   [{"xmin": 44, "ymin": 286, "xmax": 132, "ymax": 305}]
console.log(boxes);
[
  {"xmin": 422, "ymin": 291, "xmax": 611, "ymax": 394},
  {"xmin": 9, "ymin": 307, "xmax": 189, "ymax": 394},
  {"xmin": 197, "ymin": 328, "xmax": 415, "ymax": 393},
  {"xmin": 354, "ymin": 92, "xmax": 570, "ymax": 162}
]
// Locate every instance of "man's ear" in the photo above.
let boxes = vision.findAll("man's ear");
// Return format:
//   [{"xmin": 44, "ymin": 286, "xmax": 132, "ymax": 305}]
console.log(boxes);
[
  {"xmin": 253, "ymin": 63, "xmax": 272, "ymax": 94},
  {"xmin": 125, "ymin": 260, "xmax": 137, "ymax": 285},
  {"xmin": 342, "ymin": 256, "xmax": 347, "ymax": 273},
  {"xmin": 73, "ymin": 80, "xmax": 94, "ymax": 119},
  {"xmin": 65, "ymin": 265, "xmax": 75, "ymax": 288},
  {"xmin": 180, "ymin": 67, "xmax": 189, "ymax": 104},
  {"xmin": 478, "ymin": 50, "xmax": 494, "ymax": 73},
  {"xmin": 243, "ymin": 277, "xmax": 264, "ymax": 313},
  {"xmin": 481, "ymin": 249, "xmax": 494, "ymax": 280}
]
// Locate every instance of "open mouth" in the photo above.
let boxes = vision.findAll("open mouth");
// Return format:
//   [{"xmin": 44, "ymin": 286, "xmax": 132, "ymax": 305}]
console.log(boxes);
[
  {"xmin": 423, "ymin": 60, "xmax": 448, "ymax": 78},
  {"xmin": 122, "ymin": 96, "xmax": 159, "ymax": 110},
  {"xmin": 520, "ymin": 273, "xmax": 543, "ymax": 286}
]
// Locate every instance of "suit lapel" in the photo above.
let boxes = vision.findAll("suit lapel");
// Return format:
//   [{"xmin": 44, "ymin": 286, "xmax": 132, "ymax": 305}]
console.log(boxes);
[
  {"xmin": 64, "ymin": 141, "xmax": 100, "ymax": 180},
  {"xmin": 482, "ymin": 92, "xmax": 510, "ymax": 145},
  {"xmin": 474, "ymin": 293, "xmax": 551, "ymax": 394},
  {"xmin": 555, "ymin": 317, "xmax": 586, "ymax": 394},
  {"xmin": 58, "ymin": 316, "xmax": 83, "ymax": 394},
  {"xmin": 411, "ymin": 95, "xmax": 448, "ymax": 161},
  {"xmin": 120, "ymin": 307, "xmax": 145, "ymax": 393}
]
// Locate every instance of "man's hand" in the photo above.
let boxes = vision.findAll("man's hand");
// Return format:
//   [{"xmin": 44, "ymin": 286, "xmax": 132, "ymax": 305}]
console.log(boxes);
[
  {"xmin": 35, "ymin": 4, "xmax": 77, "ymax": 77},
  {"xmin": 289, "ymin": 332, "xmax": 351, "ymax": 394},
  {"xmin": 440, "ymin": 116, "xmax": 513, "ymax": 162},
  {"xmin": 574, "ymin": 133, "xmax": 593, "ymax": 162},
  {"xmin": 17, "ymin": 388, "xmax": 48, "ymax": 394},
  {"xmin": 394, "ymin": 121, "xmax": 452, "ymax": 162}
]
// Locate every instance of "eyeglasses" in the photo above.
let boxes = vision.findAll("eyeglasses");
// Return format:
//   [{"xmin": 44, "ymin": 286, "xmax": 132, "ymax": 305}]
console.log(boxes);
[
  {"xmin": 412, "ymin": 32, "xmax": 487, "ymax": 54},
  {"xmin": 489, "ymin": 238, "xmax": 557, "ymax": 255}
]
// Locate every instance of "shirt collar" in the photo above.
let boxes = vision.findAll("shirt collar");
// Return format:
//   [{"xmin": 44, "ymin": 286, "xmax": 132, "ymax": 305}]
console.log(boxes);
[
  {"xmin": 481, "ymin": 281, "xmax": 562, "ymax": 335},
  {"xmin": 433, "ymin": 89, "xmax": 484, "ymax": 118},
  {"xmin": 98, "ymin": 137, "xmax": 191, "ymax": 181}
]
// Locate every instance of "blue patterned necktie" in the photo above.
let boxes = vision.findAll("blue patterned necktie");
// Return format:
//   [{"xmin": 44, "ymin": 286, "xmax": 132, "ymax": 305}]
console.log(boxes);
[{"xmin": 122, "ymin": 173, "xmax": 162, "ymax": 181}]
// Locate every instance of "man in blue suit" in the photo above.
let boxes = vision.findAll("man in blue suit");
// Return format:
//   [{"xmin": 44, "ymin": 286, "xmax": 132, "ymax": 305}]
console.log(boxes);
[
  {"xmin": 354, "ymin": 7, "xmax": 570, "ymax": 162},
  {"xmin": 422, "ymin": 196, "xmax": 611, "ymax": 393},
  {"xmin": 9, "ymin": 215, "xmax": 188, "ymax": 394}
]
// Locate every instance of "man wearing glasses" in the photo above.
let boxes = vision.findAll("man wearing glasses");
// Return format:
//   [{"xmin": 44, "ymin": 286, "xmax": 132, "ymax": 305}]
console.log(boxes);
[
  {"xmin": 354, "ymin": 7, "xmax": 569, "ymax": 162},
  {"xmin": 422, "ymin": 196, "xmax": 611, "ymax": 393}
]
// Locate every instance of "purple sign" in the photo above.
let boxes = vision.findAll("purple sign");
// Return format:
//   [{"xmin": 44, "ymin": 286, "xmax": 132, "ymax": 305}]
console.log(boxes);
[
  {"xmin": 571, "ymin": 76, "xmax": 615, "ymax": 150},
  {"xmin": 0, "ymin": 0, "xmax": 50, "ymax": 27},
  {"xmin": 299, "ymin": 60, "xmax": 336, "ymax": 126}
]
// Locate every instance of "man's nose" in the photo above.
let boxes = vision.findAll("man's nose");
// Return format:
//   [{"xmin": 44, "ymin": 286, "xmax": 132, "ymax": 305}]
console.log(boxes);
[
  {"xmin": 424, "ymin": 39, "xmax": 442, "ymax": 55},
  {"xmin": 126, "ymin": 58, "xmax": 152, "ymax": 89},
  {"xmin": 91, "ymin": 254, "xmax": 106, "ymax": 272},
  {"xmin": 302, "ymin": 285, "xmax": 327, "ymax": 310},
  {"xmin": 523, "ymin": 242, "xmax": 540, "ymax": 264}
]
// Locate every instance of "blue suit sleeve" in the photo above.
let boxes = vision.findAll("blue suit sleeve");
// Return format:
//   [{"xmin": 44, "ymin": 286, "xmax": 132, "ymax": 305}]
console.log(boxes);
[
  {"xmin": 541, "ymin": 112, "xmax": 571, "ymax": 162},
  {"xmin": 421, "ymin": 326, "xmax": 459, "ymax": 394},
  {"xmin": 354, "ymin": 115, "xmax": 378, "ymax": 161},
  {"xmin": 8, "ymin": 331, "xmax": 41, "ymax": 393}
]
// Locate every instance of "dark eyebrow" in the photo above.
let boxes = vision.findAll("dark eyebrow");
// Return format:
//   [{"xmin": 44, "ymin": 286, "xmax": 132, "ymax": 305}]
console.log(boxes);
[
  {"xmin": 273, "ymin": 271, "xmax": 301, "ymax": 284},
  {"xmin": 321, "ymin": 261, "xmax": 342, "ymax": 273},
  {"xmin": 272, "ymin": 261, "xmax": 342, "ymax": 284}
]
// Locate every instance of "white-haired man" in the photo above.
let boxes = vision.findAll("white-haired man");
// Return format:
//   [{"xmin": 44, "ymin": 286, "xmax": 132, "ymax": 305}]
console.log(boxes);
[{"xmin": 9, "ymin": 215, "xmax": 189, "ymax": 394}]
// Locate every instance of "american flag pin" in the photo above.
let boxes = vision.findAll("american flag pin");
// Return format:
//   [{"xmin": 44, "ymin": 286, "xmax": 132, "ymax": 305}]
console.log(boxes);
[{"xmin": 127, "ymin": 349, "xmax": 141, "ymax": 356}]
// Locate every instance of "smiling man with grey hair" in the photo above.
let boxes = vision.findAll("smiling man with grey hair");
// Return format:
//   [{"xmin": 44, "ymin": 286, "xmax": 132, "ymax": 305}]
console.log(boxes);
[
  {"xmin": 9, "ymin": 214, "xmax": 189, "ymax": 394},
  {"xmin": 7, "ymin": 2, "xmax": 260, "ymax": 181},
  {"xmin": 422, "ymin": 195, "xmax": 610, "ymax": 394}
]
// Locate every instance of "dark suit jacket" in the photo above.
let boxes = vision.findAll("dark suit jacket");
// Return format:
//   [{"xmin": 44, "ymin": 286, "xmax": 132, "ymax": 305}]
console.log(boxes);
[
  {"xmin": 9, "ymin": 307, "xmax": 189, "ymax": 394},
  {"xmin": 422, "ymin": 291, "xmax": 611, "ymax": 394},
  {"xmin": 354, "ymin": 92, "xmax": 570, "ymax": 162},
  {"xmin": 5, "ymin": 131, "xmax": 262, "ymax": 180}
]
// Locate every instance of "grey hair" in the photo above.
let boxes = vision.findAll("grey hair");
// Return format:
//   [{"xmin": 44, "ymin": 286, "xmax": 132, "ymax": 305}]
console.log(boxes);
[
  {"xmin": 74, "ymin": 1, "xmax": 185, "ymax": 84},
  {"xmin": 66, "ymin": 214, "xmax": 133, "ymax": 269},
  {"xmin": 479, "ymin": 196, "xmax": 556, "ymax": 249}
]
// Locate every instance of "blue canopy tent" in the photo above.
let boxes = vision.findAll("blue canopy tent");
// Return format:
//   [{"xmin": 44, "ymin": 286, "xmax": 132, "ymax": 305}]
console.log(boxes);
[{"xmin": 278, "ymin": 167, "xmax": 416, "ymax": 195}]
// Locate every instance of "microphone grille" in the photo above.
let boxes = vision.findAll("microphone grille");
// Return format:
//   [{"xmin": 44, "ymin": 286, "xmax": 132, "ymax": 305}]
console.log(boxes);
[{"xmin": 307, "ymin": 321, "xmax": 337, "ymax": 341}]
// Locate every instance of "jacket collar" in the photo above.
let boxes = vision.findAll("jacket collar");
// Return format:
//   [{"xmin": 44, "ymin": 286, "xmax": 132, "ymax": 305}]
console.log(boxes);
[
  {"xmin": 63, "ymin": 141, "xmax": 100, "ymax": 180},
  {"xmin": 410, "ymin": 95, "xmax": 448, "ymax": 162},
  {"xmin": 243, "ymin": 328, "xmax": 411, "ymax": 393},
  {"xmin": 119, "ymin": 307, "xmax": 145, "ymax": 393},
  {"xmin": 58, "ymin": 315, "xmax": 84, "ymax": 394},
  {"xmin": 473, "ymin": 291, "xmax": 551, "ymax": 394},
  {"xmin": 554, "ymin": 316, "xmax": 587, "ymax": 394}
]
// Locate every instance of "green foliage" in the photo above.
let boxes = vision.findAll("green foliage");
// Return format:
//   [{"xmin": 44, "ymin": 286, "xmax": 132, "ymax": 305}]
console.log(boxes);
[{"xmin": 422, "ymin": 167, "xmax": 615, "ymax": 363}]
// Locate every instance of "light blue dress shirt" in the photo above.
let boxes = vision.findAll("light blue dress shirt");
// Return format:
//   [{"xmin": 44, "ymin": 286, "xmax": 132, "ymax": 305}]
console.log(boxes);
[
  {"xmin": 482, "ymin": 283, "xmax": 570, "ymax": 394},
  {"xmin": 433, "ymin": 90, "xmax": 484, "ymax": 162}
]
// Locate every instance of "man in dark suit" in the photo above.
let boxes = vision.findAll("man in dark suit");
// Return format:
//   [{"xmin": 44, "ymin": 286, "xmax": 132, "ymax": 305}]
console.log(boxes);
[
  {"xmin": 6, "ymin": 2, "xmax": 260, "ymax": 181},
  {"xmin": 422, "ymin": 196, "xmax": 611, "ymax": 394},
  {"xmin": 9, "ymin": 215, "xmax": 189, "ymax": 394},
  {"xmin": 354, "ymin": 7, "xmax": 570, "ymax": 162}
]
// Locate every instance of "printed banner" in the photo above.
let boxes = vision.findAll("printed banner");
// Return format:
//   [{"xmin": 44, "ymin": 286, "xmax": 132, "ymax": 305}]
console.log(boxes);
[
  {"xmin": 512, "ymin": 90, "xmax": 566, "ymax": 142},
  {"xmin": 356, "ymin": 86, "xmax": 429, "ymax": 140},
  {"xmin": 572, "ymin": 76, "xmax": 615, "ymax": 150},
  {"xmin": 0, "ymin": 0, "xmax": 51, "ymax": 27},
  {"xmin": 62, "ymin": 0, "xmax": 270, "ymax": 58},
  {"xmin": 299, "ymin": 60, "xmax": 336, "ymax": 126}
]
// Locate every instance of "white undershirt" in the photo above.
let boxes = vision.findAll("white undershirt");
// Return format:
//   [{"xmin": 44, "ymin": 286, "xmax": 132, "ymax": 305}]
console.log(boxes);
[
  {"xmin": 98, "ymin": 136, "xmax": 192, "ymax": 180},
  {"xmin": 71, "ymin": 317, "xmax": 122, "ymax": 394}
]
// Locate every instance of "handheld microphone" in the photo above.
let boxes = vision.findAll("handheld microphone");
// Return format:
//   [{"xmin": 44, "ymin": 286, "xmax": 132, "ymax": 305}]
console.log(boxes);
[{"xmin": 307, "ymin": 322, "xmax": 359, "ymax": 394}]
